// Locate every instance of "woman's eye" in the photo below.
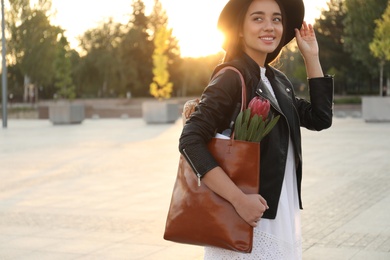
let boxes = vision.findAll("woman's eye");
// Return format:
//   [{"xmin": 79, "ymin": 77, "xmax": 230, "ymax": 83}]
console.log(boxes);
[{"xmin": 274, "ymin": 17, "xmax": 282, "ymax": 22}]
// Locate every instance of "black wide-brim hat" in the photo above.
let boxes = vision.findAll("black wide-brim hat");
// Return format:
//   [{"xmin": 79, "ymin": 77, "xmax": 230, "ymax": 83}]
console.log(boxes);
[{"xmin": 218, "ymin": 0, "xmax": 305, "ymax": 63}]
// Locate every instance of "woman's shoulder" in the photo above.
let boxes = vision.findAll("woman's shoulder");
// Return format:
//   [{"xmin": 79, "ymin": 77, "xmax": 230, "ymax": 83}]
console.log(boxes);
[
  {"xmin": 212, "ymin": 60, "xmax": 243, "ymax": 76},
  {"xmin": 266, "ymin": 65, "xmax": 286, "ymax": 79},
  {"xmin": 266, "ymin": 65, "xmax": 294, "ymax": 88},
  {"xmin": 212, "ymin": 58, "xmax": 258, "ymax": 86}
]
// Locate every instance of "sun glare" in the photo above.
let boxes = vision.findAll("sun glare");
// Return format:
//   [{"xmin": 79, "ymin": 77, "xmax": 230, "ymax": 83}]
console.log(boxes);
[
  {"xmin": 155, "ymin": 0, "xmax": 228, "ymax": 57},
  {"xmin": 49, "ymin": 0, "xmax": 328, "ymax": 58},
  {"xmin": 176, "ymin": 26, "xmax": 225, "ymax": 58}
]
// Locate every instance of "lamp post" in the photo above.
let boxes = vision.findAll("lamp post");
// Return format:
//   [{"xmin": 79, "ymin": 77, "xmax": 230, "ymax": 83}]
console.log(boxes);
[{"xmin": 1, "ymin": 0, "xmax": 7, "ymax": 128}]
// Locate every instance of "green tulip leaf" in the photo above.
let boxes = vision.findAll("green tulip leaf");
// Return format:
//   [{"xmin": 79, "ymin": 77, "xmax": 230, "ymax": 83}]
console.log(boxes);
[
  {"xmin": 234, "ymin": 111, "xmax": 243, "ymax": 140},
  {"xmin": 262, "ymin": 115, "xmax": 280, "ymax": 138},
  {"xmin": 247, "ymin": 115, "xmax": 259, "ymax": 142}
]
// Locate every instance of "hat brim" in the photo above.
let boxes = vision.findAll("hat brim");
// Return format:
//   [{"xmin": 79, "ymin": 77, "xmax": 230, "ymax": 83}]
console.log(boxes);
[{"xmin": 278, "ymin": 0, "xmax": 305, "ymax": 45}]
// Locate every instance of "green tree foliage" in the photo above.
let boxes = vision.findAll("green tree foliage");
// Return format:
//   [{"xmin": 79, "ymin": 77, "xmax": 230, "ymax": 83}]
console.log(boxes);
[
  {"xmin": 165, "ymin": 36, "xmax": 182, "ymax": 96},
  {"xmin": 119, "ymin": 0, "xmax": 153, "ymax": 97},
  {"xmin": 277, "ymin": 44, "xmax": 307, "ymax": 95},
  {"xmin": 54, "ymin": 36, "xmax": 75, "ymax": 100},
  {"xmin": 370, "ymin": 2, "xmax": 390, "ymax": 61},
  {"xmin": 7, "ymin": 0, "xmax": 337, "ymax": 98},
  {"xmin": 370, "ymin": 1, "xmax": 390, "ymax": 95},
  {"xmin": 311, "ymin": 0, "xmax": 389, "ymax": 94},
  {"xmin": 78, "ymin": 18, "xmax": 124, "ymax": 97},
  {"xmin": 180, "ymin": 53, "xmax": 224, "ymax": 97},
  {"xmin": 8, "ymin": 1, "xmax": 60, "ymax": 85},
  {"xmin": 343, "ymin": 0, "xmax": 388, "ymax": 75},
  {"xmin": 314, "ymin": 0, "xmax": 353, "ymax": 94},
  {"xmin": 74, "ymin": 0, "xmax": 180, "ymax": 98},
  {"xmin": 6, "ymin": 0, "xmax": 73, "ymax": 100}
]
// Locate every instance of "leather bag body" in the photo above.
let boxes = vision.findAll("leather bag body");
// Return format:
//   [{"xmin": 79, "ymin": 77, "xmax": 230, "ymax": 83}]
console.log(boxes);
[
  {"xmin": 164, "ymin": 138, "xmax": 260, "ymax": 252},
  {"xmin": 164, "ymin": 66, "xmax": 260, "ymax": 253}
]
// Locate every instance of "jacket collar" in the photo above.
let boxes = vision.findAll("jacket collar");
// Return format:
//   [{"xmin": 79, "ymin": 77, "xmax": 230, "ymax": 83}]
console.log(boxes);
[
  {"xmin": 256, "ymin": 79, "xmax": 282, "ymax": 114},
  {"xmin": 215, "ymin": 52, "xmax": 293, "ymax": 115}
]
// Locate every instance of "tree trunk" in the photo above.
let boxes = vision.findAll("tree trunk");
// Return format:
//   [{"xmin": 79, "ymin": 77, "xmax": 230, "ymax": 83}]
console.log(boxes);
[{"xmin": 379, "ymin": 61, "xmax": 384, "ymax": 96}]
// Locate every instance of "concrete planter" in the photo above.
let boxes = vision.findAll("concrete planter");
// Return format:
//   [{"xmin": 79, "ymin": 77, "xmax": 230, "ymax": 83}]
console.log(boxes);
[
  {"xmin": 362, "ymin": 97, "xmax": 390, "ymax": 122},
  {"xmin": 49, "ymin": 102, "xmax": 85, "ymax": 125},
  {"xmin": 142, "ymin": 100, "xmax": 179, "ymax": 124}
]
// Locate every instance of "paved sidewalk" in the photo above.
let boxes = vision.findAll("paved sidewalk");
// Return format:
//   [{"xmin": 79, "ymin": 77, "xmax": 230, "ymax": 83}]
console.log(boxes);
[{"xmin": 0, "ymin": 117, "xmax": 389, "ymax": 259}]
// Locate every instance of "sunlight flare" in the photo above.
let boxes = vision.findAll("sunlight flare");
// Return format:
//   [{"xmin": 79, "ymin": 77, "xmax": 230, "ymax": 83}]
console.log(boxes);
[{"xmin": 49, "ymin": 0, "xmax": 328, "ymax": 58}]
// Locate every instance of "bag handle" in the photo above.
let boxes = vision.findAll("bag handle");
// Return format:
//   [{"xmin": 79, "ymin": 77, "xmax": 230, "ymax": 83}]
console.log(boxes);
[
  {"xmin": 212, "ymin": 67, "xmax": 247, "ymax": 139},
  {"xmin": 182, "ymin": 66, "xmax": 246, "ymax": 127},
  {"xmin": 212, "ymin": 66, "xmax": 247, "ymax": 111}
]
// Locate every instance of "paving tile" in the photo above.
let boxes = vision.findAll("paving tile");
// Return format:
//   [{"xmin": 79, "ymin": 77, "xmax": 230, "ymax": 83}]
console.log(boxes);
[
  {"xmin": 0, "ymin": 248, "xmax": 32, "ymax": 260},
  {"xmin": 0, "ymin": 118, "xmax": 389, "ymax": 259},
  {"xmin": 302, "ymin": 246, "xmax": 359, "ymax": 260},
  {"xmin": 352, "ymin": 250, "xmax": 390, "ymax": 260},
  {"xmin": 92, "ymin": 242, "xmax": 166, "ymax": 259},
  {"xmin": 18, "ymin": 251, "xmax": 82, "ymax": 260},
  {"xmin": 45, "ymin": 238, "xmax": 112, "ymax": 255},
  {"xmin": 1, "ymin": 236, "xmax": 59, "ymax": 251}
]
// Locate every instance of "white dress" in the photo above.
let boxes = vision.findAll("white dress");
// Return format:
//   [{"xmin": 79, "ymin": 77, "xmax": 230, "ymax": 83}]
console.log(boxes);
[{"xmin": 204, "ymin": 67, "xmax": 302, "ymax": 260}]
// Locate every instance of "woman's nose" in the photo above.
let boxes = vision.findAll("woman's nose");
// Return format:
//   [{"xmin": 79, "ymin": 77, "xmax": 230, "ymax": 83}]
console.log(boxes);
[{"xmin": 263, "ymin": 19, "xmax": 274, "ymax": 31}]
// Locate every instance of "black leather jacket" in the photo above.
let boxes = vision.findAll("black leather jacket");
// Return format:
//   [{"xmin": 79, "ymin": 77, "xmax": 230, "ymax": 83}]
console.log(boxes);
[{"xmin": 179, "ymin": 52, "xmax": 334, "ymax": 219}]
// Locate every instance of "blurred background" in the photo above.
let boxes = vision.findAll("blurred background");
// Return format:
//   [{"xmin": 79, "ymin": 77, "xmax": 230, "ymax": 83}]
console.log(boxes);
[{"xmin": 0, "ymin": 0, "xmax": 389, "ymax": 118}]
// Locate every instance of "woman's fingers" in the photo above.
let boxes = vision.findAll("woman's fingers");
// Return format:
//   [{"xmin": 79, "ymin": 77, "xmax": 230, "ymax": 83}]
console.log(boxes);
[
  {"xmin": 258, "ymin": 195, "xmax": 269, "ymax": 209},
  {"xmin": 234, "ymin": 194, "xmax": 268, "ymax": 227}
]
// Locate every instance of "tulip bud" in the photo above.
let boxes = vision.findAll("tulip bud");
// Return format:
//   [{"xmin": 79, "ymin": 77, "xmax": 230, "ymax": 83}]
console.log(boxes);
[
  {"xmin": 248, "ymin": 96, "xmax": 270, "ymax": 121},
  {"xmin": 234, "ymin": 96, "xmax": 279, "ymax": 142}
]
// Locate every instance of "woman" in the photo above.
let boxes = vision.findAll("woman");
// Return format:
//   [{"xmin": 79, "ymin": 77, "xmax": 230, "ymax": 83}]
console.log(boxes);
[{"xmin": 179, "ymin": 0, "xmax": 334, "ymax": 258}]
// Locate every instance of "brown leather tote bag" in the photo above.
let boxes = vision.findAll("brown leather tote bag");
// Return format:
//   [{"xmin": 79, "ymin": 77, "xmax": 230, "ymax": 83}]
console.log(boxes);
[{"xmin": 163, "ymin": 67, "xmax": 260, "ymax": 253}]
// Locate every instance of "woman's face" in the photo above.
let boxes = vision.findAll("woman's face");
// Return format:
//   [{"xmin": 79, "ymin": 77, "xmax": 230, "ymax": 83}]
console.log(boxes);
[{"xmin": 240, "ymin": 0, "xmax": 283, "ymax": 65}]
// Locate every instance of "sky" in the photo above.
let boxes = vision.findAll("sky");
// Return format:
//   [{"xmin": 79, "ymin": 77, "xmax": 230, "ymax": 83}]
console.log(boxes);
[{"xmin": 49, "ymin": 0, "xmax": 329, "ymax": 57}]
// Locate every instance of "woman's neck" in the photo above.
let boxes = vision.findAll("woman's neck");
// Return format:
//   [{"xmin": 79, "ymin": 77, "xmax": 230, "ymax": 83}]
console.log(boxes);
[{"xmin": 244, "ymin": 51, "xmax": 266, "ymax": 67}]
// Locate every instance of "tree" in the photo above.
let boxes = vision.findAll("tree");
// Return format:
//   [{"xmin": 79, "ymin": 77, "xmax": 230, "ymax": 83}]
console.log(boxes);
[
  {"xmin": 148, "ymin": 0, "xmax": 181, "ymax": 96},
  {"xmin": 148, "ymin": 0, "xmax": 168, "ymax": 36},
  {"xmin": 180, "ymin": 54, "xmax": 223, "ymax": 97},
  {"xmin": 370, "ymin": 1, "xmax": 390, "ymax": 96},
  {"xmin": 278, "ymin": 44, "xmax": 306, "ymax": 94},
  {"xmin": 78, "ymin": 18, "xmax": 124, "ymax": 97},
  {"xmin": 119, "ymin": 0, "xmax": 153, "ymax": 97},
  {"xmin": 6, "ymin": 0, "xmax": 68, "ymax": 101},
  {"xmin": 313, "ymin": 0, "xmax": 353, "ymax": 94},
  {"xmin": 150, "ymin": 26, "xmax": 173, "ymax": 99},
  {"xmin": 54, "ymin": 35, "xmax": 75, "ymax": 100},
  {"xmin": 343, "ymin": 0, "xmax": 388, "ymax": 93}
]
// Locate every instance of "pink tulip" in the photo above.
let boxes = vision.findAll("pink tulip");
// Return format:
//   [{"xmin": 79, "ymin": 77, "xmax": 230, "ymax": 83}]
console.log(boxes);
[{"xmin": 248, "ymin": 96, "xmax": 270, "ymax": 121}]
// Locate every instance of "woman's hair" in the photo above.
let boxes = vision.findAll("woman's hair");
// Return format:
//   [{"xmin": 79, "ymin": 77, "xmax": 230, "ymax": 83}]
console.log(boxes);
[
  {"xmin": 222, "ymin": 0, "xmax": 252, "ymax": 63},
  {"xmin": 222, "ymin": 0, "xmax": 287, "ymax": 65}
]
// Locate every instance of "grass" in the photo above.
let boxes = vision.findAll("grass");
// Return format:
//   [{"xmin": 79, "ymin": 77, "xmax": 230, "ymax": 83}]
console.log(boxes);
[{"xmin": 334, "ymin": 96, "xmax": 362, "ymax": 105}]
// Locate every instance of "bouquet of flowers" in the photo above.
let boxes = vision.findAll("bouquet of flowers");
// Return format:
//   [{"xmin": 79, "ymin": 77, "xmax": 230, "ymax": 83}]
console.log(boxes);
[{"xmin": 234, "ymin": 96, "xmax": 280, "ymax": 142}]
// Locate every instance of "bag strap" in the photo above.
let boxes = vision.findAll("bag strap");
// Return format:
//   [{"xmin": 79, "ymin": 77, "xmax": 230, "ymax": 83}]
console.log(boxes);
[
  {"xmin": 212, "ymin": 66, "xmax": 247, "ymax": 139},
  {"xmin": 182, "ymin": 66, "xmax": 247, "ymax": 126},
  {"xmin": 212, "ymin": 66, "xmax": 247, "ymax": 111}
]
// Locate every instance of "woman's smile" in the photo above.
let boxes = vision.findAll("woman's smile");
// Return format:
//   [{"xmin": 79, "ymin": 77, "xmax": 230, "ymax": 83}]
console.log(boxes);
[{"xmin": 259, "ymin": 35, "xmax": 276, "ymax": 43}]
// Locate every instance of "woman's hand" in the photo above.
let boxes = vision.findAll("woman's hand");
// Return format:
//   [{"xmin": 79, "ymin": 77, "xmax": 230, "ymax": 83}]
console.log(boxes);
[
  {"xmin": 295, "ymin": 21, "xmax": 324, "ymax": 78},
  {"xmin": 201, "ymin": 167, "xmax": 268, "ymax": 227},
  {"xmin": 295, "ymin": 21, "xmax": 319, "ymax": 59},
  {"xmin": 232, "ymin": 193, "xmax": 268, "ymax": 227}
]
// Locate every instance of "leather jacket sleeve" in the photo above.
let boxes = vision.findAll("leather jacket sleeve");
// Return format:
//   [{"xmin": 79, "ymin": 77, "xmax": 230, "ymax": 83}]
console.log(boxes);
[
  {"xmin": 178, "ymin": 69, "xmax": 242, "ymax": 178},
  {"xmin": 297, "ymin": 75, "xmax": 334, "ymax": 131}
]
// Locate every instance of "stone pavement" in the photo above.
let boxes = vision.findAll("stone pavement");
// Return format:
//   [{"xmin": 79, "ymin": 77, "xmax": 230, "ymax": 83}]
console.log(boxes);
[{"xmin": 0, "ymin": 117, "xmax": 389, "ymax": 260}]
